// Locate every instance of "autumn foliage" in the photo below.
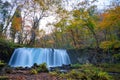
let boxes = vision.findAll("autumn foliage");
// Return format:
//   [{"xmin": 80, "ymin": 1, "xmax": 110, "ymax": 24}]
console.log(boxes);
[
  {"xmin": 0, "ymin": 0, "xmax": 120, "ymax": 49},
  {"xmin": 12, "ymin": 16, "xmax": 22, "ymax": 32}
]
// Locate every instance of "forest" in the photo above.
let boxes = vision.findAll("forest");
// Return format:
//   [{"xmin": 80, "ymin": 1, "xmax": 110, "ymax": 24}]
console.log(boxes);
[
  {"xmin": 0, "ymin": 0, "xmax": 120, "ymax": 49},
  {"xmin": 0, "ymin": 0, "xmax": 120, "ymax": 80}
]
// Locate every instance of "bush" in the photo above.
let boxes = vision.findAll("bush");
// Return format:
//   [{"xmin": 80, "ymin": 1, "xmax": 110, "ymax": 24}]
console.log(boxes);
[
  {"xmin": 30, "ymin": 69, "xmax": 37, "ymax": 74},
  {"xmin": 65, "ymin": 70, "xmax": 81, "ymax": 79},
  {"xmin": 31, "ymin": 63, "xmax": 49, "ymax": 73},
  {"xmin": 36, "ymin": 63, "xmax": 48, "ymax": 72},
  {"xmin": 100, "ymin": 41, "xmax": 113, "ymax": 51},
  {"xmin": 97, "ymin": 71, "xmax": 112, "ymax": 80}
]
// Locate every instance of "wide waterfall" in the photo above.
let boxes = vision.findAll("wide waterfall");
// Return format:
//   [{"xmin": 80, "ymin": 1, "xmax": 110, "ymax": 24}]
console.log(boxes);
[{"xmin": 9, "ymin": 48, "xmax": 71, "ymax": 67}]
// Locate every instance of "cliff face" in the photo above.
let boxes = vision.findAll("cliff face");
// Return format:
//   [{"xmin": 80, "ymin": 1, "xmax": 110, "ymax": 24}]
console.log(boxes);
[{"xmin": 67, "ymin": 48, "xmax": 120, "ymax": 64}]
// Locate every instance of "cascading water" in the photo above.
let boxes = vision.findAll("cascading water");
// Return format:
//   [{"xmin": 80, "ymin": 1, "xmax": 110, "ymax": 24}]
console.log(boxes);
[{"xmin": 9, "ymin": 48, "xmax": 71, "ymax": 67}]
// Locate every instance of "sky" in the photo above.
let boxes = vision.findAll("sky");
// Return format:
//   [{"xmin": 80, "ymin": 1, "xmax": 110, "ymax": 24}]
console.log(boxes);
[{"xmin": 95, "ymin": 0, "xmax": 111, "ymax": 9}]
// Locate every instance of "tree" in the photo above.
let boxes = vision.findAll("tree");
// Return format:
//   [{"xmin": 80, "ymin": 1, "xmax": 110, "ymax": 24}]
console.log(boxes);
[
  {"xmin": 99, "ymin": 5, "xmax": 120, "ymax": 41},
  {"xmin": 28, "ymin": 0, "xmax": 63, "ymax": 45},
  {"xmin": 53, "ymin": 0, "xmax": 99, "ymax": 48},
  {"xmin": 11, "ymin": 7, "xmax": 22, "ymax": 42},
  {"xmin": 0, "ymin": 0, "xmax": 11, "ymax": 37}
]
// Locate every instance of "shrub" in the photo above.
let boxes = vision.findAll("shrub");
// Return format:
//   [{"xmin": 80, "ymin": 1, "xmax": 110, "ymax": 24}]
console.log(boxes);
[
  {"xmin": 66, "ymin": 70, "xmax": 81, "ymax": 79},
  {"xmin": 97, "ymin": 71, "xmax": 112, "ymax": 80},
  {"xmin": 100, "ymin": 41, "xmax": 113, "ymax": 51},
  {"xmin": 30, "ymin": 69, "xmax": 37, "ymax": 74},
  {"xmin": 37, "ymin": 63, "xmax": 48, "ymax": 72}
]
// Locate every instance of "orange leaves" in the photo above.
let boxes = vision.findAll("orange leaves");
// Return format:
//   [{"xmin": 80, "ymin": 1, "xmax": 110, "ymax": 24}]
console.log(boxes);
[
  {"xmin": 99, "ymin": 13, "xmax": 111, "ymax": 30},
  {"xmin": 99, "ymin": 6, "xmax": 120, "ymax": 30},
  {"xmin": 12, "ymin": 16, "xmax": 22, "ymax": 32}
]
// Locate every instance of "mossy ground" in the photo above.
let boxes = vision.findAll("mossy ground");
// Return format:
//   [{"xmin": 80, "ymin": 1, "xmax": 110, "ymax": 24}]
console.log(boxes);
[{"xmin": 0, "ymin": 63, "xmax": 120, "ymax": 80}]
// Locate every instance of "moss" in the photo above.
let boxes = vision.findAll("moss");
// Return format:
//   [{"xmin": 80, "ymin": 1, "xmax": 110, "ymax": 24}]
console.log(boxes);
[
  {"xmin": 99, "ymin": 63, "xmax": 120, "ymax": 73},
  {"xmin": 71, "ymin": 63, "xmax": 82, "ymax": 69},
  {"xmin": 0, "ymin": 76, "xmax": 9, "ymax": 80}
]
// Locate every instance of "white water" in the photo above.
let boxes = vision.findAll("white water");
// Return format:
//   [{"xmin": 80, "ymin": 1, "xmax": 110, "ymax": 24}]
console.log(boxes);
[{"xmin": 9, "ymin": 48, "xmax": 71, "ymax": 67}]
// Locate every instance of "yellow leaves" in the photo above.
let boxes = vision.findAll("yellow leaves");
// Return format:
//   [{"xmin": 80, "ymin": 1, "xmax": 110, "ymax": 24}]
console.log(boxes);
[
  {"xmin": 73, "ymin": 10, "xmax": 89, "ymax": 20},
  {"xmin": 12, "ymin": 16, "xmax": 22, "ymax": 32},
  {"xmin": 100, "ymin": 41, "xmax": 113, "ymax": 50},
  {"xmin": 100, "ymin": 40, "xmax": 120, "ymax": 50},
  {"xmin": 73, "ymin": 10, "xmax": 81, "ymax": 18},
  {"xmin": 70, "ymin": 20, "xmax": 80, "ymax": 27},
  {"xmin": 112, "ymin": 41, "xmax": 120, "ymax": 49}
]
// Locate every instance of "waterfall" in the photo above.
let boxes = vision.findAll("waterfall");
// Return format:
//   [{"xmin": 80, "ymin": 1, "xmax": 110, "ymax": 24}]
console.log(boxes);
[{"xmin": 9, "ymin": 48, "xmax": 71, "ymax": 67}]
